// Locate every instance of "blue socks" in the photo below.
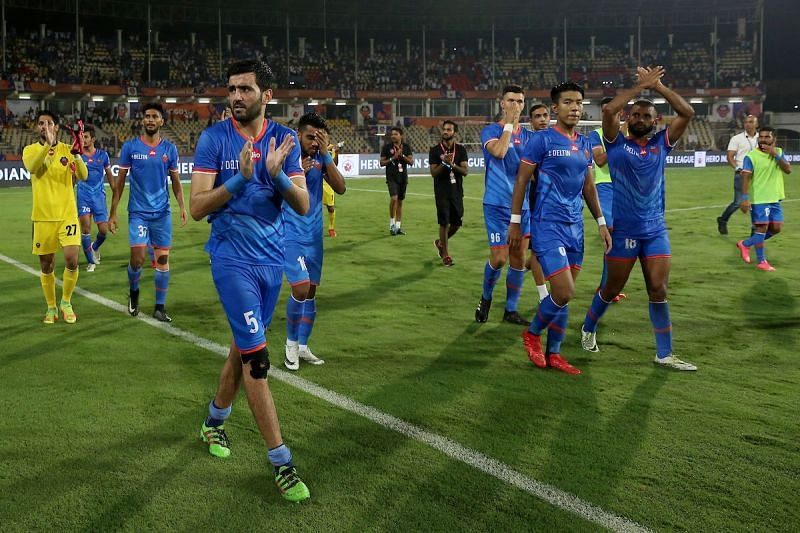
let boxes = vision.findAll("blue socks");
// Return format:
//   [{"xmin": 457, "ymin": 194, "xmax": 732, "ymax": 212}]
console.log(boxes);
[
  {"xmin": 298, "ymin": 298, "xmax": 317, "ymax": 346},
  {"xmin": 744, "ymin": 232, "xmax": 767, "ymax": 263},
  {"xmin": 127, "ymin": 264, "xmax": 141, "ymax": 291},
  {"xmin": 583, "ymin": 291, "xmax": 612, "ymax": 333},
  {"xmin": 92, "ymin": 231, "xmax": 107, "ymax": 251},
  {"xmin": 81, "ymin": 234, "xmax": 95, "ymax": 263},
  {"xmin": 268, "ymin": 443, "xmax": 293, "ymax": 469},
  {"xmin": 482, "ymin": 261, "xmax": 502, "ymax": 301},
  {"xmin": 649, "ymin": 301, "xmax": 673, "ymax": 358},
  {"xmin": 504, "ymin": 267, "xmax": 525, "ymax": 312},
  {"xmin": 154, "ymin": 268, "xmax": 169, "ymax": 305},
  {"xmin": 546, "ymin": 305, "xmax": 568, "ymax": 354},
  {"xmin": 529, "ymin": 294, "xmax": 564, "ymax": 335},
  {"xmin": 205, "ymin": 399, "xmax": 231, "ymax": 428},
  {"xmin": 286, "ymin": 296, "xmax": 304, "ymax": 342}
]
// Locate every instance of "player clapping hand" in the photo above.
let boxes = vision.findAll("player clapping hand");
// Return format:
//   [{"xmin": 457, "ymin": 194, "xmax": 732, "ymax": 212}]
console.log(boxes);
[
  {"xmin": 266, "ymin": 134, "xmax": 296, "ymax": 178},
  {"xmin": 239, "ymin": 137, "xmax": 255, "ymax": 179}
]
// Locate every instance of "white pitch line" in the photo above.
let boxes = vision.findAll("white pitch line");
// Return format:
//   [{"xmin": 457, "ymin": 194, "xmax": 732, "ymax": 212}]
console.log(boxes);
[
  {"xmin": 347, "ymin": 186, "xmax": 800, "ymax": 214},
  {"xmin": 1, "ymin": 251, "xmax": 649, "ymax": 533}
]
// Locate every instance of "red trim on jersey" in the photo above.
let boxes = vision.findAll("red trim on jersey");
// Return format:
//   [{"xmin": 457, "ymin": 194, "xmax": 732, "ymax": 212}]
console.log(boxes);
[
  {"xmin": 489, "ymin": 244, "xmax": 509, "ymax": 249},
  {"xmin": 152, "ymin": 245, "xmax": 172, "ymax": 250},
  {"xmin": 544, "ymin": 265, "xmax": 571, "ymax": 280},
  {"xmin": 483, "ymin": 138, "xmax": 499, "ymax": 149},
  {"xmin": 233, "ymin": 117, "xmax": 268, "ymax": 143},
  {"xmin": 193, "ymin": 167, "xmax": 218, "ymax": 174},
  {"xmin": 643, "ymin": 254, "xmax": 671, "ymax": 260},
  {"xmin": 653, "ymin": 326, "xmax": 673, "ymax": 334},
  {"xmin": 287, "ymin": 172, "xmax": 305, "ymax": 178},
  {"xmin": 139, "ymin": 136, "xmax": 162, "ymax": 148},
  {"xmin": 625, "ymin": 135, "xmax": 649, "ymax": 147},
  {"xmin": 239, "ymin": 342, "xmax": 267, "ymax": 355},
  {"xmin": 521, "ymin": 158, "xmax": 536, "ymax": 166},
  {"xmin": 118, "ymin": 165, "xmax": 131, "ymax": 170},
  {"xmin": 553, "ymin": 126, "xmax": 578, "ymax": 140},
  {"xmin": 664, "ymin": 127, "xmax": 673, "ymax": 148},
  {"xmin": 289, "ymin": 280, "xmax": 311, "ymax": 287},
  {"xmin": 84, "ymin": 148, "xmax": 97, "ymax": 157}
]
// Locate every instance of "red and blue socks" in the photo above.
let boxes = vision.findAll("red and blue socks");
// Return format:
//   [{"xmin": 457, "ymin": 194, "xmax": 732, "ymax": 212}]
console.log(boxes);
[
  {"xmin": 649, "ymin": 301, "xmax": 673, "ymax": 358},
  {"xmin": 505, "ymin": 267, "xmax": 525, "ymax": 312}
]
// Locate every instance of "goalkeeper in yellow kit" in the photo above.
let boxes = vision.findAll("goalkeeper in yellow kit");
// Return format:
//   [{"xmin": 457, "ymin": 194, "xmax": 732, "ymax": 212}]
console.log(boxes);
[{"xmin": 23, "ymin": 111, "xmax": 88, "ymax": 324}]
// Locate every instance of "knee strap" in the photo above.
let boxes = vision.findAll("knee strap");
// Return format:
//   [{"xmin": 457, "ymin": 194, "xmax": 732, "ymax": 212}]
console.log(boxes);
[{"xmin": 240, "ymin": 347, "xmax": 270, "ymax": 379}]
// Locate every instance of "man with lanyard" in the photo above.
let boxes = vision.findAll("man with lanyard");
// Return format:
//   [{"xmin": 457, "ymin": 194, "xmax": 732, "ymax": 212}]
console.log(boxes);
[
  {"xmin": 380, "ymin": 126, "xmax": 413, "ymax": 235},
  {"xmin": 430, "ymin": 120, "xmax": 469, "ymax": 266},
  {"xmin": 718, "ymin": 115, "xmax": 759, "ymax": 235},
  {"xmin": 77, "ymin": 125, "xmax": 115, "ymax": 272}
]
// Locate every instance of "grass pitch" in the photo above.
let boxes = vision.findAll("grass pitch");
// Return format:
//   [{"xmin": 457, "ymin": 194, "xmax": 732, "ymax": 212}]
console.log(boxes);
[{"xmin": 1, "ymin": 166, "xmax": 798, "ymax": 531}]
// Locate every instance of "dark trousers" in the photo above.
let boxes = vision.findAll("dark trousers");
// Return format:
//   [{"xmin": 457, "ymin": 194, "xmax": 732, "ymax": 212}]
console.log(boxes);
[{"xmin": 719, "ymin": 170, "xmax": 744, "ymax": 222}]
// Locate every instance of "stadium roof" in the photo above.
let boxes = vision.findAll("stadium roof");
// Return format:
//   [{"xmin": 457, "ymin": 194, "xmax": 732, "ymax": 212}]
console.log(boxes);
[{"xmin": 8, "ymin": 0, "xmax": 762, "ymax": 30}]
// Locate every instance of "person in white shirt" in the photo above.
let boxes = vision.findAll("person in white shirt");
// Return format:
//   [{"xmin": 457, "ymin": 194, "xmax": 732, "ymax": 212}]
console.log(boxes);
[{"xmin": 717, "ymin": 115, "xmax": 758, "ymax": 234}]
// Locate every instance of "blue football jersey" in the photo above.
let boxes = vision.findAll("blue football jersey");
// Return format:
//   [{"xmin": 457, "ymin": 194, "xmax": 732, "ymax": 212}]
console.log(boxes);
[
  {"xmin": 284, "ymin": 151, "xmax": 324, "ymax": 244},
  {"xmin": 119, "ymin": 137, "xmax": 179, "ymax": 214},
  {"xmin": 521, "ymin": 127, "xmax": 593, "ymax": 224},
  {"xmin": 480, "ymin": 123, "xmax": 532, "ymax": 209},
  {"xmin": 77, "ymin": 149, "xmax": 110, "ymax": 196},
  {"xmin": 193, "ymin": 119, "xmax": 304, "ymax": 265},
  {"xmin": 605, "ymin": 128, "xmax": 673, "ymax": 237}
]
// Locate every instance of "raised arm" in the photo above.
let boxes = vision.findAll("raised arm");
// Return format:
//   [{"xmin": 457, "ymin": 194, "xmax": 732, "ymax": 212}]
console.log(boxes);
[
  {"xmin": 653, "ymin": 79, "xmax": 695, "ymax": 142},
  {"xmin": 602, "ymin": 66, "xmax": 666, "ymax": 142},
  {"xmin": 318, "ymin": 131, "xmax": 346, "ymax": 195}
]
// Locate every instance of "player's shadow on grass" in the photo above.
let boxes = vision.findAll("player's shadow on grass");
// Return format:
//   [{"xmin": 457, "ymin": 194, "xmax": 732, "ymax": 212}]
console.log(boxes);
[
  {"xmin": 323, "ymin": 234, "xmax": 389, "ymax": 255},
  {"xmin": 320, "ymin": 261, "xmax": 435, "ymax": 312},
  {"xmin": 533, "ymin": 369, "xmax": 668, "ymax": 507},
  {"xmin": 741, "ymin": 278, "xmax": 798, "ymax": 350},
  {"xmin": 4, "ymin": 406, "xmax": 200, "ymax": 530}
]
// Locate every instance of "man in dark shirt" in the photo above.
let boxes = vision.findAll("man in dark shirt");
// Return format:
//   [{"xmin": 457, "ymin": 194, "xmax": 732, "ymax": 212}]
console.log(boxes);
[
  {"xmin": 429, "ymin": 120, "xmax": 469, "ymax": 265},
  {"xmin": 380, "ymin": 126, "xmax": 413, "ymax": 235}
]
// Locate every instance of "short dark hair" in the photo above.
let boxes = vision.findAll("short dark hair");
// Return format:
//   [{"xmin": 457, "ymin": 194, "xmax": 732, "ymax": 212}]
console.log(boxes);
[
  {"xmin": 502, "ymin": 84, "xmax": 524, "ymax": 96},
  {"xmin": 441, "ymin": 120, "xmax": 458, "ymax": 132},
  {"xmin": 142, "ymin": 102, "xmax": 165, "ymax": 118},
  {"xmin": 298, "ymin": 112, "xmax": 328, "ymax": 133},
  {"xmin": 631, "ymin": 99, "xmax": 655, "ymax": 110},
  {"xmin": 391, "ymin": 126, "xmax": 403, "ymax": 135},
  {"xmin": 226, "ymin": 59, "xmax": 274, "ymax": 92},
  {"xmin": 600, "ymin": 96, "xmax": 614, "ymax": 107},
  {"xmin": 36, "ymin": 110, "xmax": 57, "ymax": 124},
  {"xmin": 759, "ymin": 126, "xmax": 775, "ymax": 135},
  {"xmin": 550, "ymin": 82, "xmax": 585, "ymax": 103},
  {"xmin": 529, "ymin": 104, "xmax": 548, "ymax": 115},
  {"xmin": 84, "ymin": 124, "xmax": 96, "ymax": 138}
]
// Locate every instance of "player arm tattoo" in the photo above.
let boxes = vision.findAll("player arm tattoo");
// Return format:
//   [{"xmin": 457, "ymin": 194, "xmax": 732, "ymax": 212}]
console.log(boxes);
[{"xmin": 592, "ymin": 146, "xmax": 608, "ymax": 167}]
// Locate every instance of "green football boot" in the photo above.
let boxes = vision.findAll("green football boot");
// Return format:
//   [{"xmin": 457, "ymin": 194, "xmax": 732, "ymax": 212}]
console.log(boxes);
[
  {"xmin": 200, "ymin": 423, "xmax": 231, "ymax": 458},
  {"xmin": 274, "ymin": 465, "xmax": 310, "ymax": 503}
]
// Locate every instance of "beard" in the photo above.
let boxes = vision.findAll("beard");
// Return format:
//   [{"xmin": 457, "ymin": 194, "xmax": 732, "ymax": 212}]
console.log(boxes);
[
  {"xmin": 233, "ymin": 99, "xmax": 262, "ymax": 124},
  {"xmin": 144, "ymin": 124, "xmax": 160, "ymax": 135},
  {"xmin": 628, "ymin": 122, "xmax": 654, "ymax": 137}
]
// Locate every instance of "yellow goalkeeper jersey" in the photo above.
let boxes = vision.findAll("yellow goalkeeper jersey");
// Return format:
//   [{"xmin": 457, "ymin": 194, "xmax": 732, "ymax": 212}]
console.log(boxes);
[{"xmin": 23, "ymin": 141, "xmax": 88, "ymax": 221}]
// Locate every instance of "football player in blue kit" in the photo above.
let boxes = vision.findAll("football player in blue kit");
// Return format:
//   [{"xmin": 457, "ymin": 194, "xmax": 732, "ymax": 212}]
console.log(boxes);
[
  {"xmin": 189, "ymin": 59, "xmax": 311, "ymax": 502},
  {"xmin": 580, "ymin": 66, "xmax": 698, "ymax": 371},
  {"xmin": 509, "ymin": 82, "xmax": 611, "ymax": 375},
  {"xmin": 109, "ymin": 102, "xmax": 187, "ymax": 322},
  {"xmin": 475, "ymin": 84, "xmax": 534, "ymax": 326},
  {"xmin": 283, "ymin": 112, "xmax": 346, "ymax": 371},
  {"xmin": 76, "ymin": 125, "xmax": 114, "ymax": 272}
]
